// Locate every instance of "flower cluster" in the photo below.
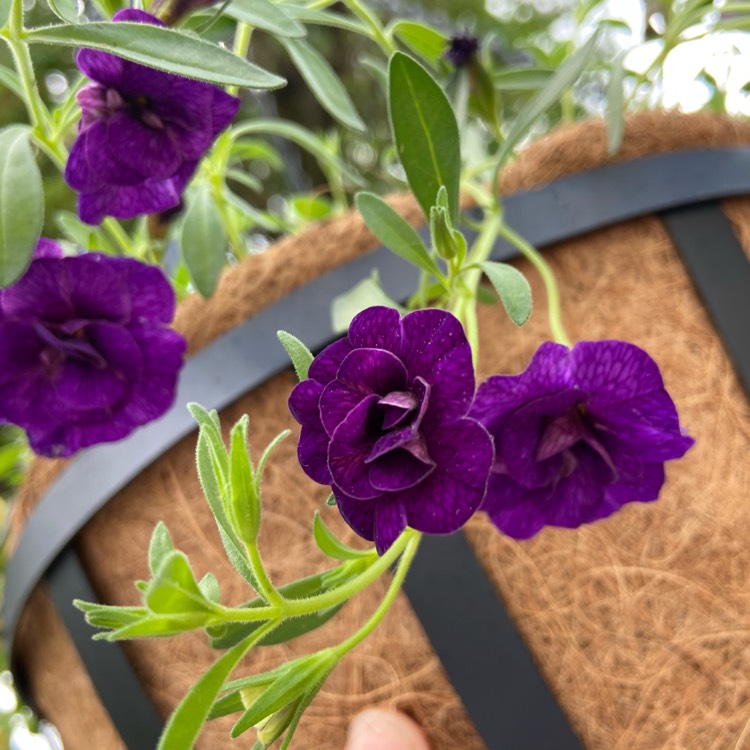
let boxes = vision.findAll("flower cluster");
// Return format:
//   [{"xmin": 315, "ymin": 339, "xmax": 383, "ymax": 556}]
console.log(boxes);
[
  {"xmin": 290, "ymin": 307, "xmax": 694, "ymax": 550},
  {"xmin": 0, "ymin": 241, "xmax": 186, "ymax": 457},
  {"xmin": 64, "ymin": 9, "xmax": 240, "ymax": 225}
]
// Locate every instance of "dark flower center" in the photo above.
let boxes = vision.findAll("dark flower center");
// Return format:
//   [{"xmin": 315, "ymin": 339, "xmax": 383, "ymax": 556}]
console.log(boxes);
[
  {"xmin": 104, "ymin": 87, "xmax": 165, "ymax": 130},
  {"xmin": 34, "ymin": 321, "xmax": 107, "ymax": 374}
]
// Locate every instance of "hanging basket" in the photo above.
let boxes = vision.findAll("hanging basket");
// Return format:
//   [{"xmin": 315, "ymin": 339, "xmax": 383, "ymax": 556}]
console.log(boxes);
[{"xmin": 6, "ymin": 111, "xmax": 750, "ymax": 750}]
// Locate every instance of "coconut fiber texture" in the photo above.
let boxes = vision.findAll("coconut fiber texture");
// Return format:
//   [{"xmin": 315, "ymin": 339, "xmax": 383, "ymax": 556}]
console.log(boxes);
[{"xmin": 9, "ymin": 111, "xmax": 750, "ymax": 749}]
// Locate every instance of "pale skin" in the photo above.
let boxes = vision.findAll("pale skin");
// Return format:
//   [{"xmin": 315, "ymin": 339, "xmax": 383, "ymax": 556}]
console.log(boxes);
[{"xmin": 345, "ymin": 710, "xmax": 431, "ymax": 750}]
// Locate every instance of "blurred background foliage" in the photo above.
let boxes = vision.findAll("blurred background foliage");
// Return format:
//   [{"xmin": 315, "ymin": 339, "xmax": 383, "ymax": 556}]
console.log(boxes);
[{"xmin": 1, "ymin": 0, "xmax": 749, "ymax": 747}]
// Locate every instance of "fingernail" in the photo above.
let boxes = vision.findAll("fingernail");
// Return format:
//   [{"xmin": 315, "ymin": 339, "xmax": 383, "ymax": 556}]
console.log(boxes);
[{"xmin": 346, "ymin": 709, "xmax": 429, "ymax": 750}]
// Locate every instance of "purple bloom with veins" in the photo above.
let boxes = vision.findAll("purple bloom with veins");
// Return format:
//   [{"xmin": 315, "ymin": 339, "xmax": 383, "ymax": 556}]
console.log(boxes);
[
  {"xmin": 470, "ymin": 341, "xmax": 694, "ymax": 540},
  {"xmin": 289, "ymin": 306, "xmax": 494, "ymax": 553},
  {"xmin": 64, "ymin": 9, "xmax": 240, "ymax": 225},
  {"xmin": 0, "ymin": 240, "xmax": 186, "ymax": 457}
]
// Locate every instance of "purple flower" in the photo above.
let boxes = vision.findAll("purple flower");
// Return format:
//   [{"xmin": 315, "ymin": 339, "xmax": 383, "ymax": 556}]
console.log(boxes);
[
  {"xmin": 289, "ymin": 306, "xmax": 494, "ymax": 553},
  {"xmin": 0, "ymin": 240, "xmax": 186, "ymax": 457},
  {"xmin": 470, "ymin": 341, "xmax": 695, "ymax": 539},
  {"xmin": 64, "ymin": 9, "xmax": 240, "ymax": 225}
]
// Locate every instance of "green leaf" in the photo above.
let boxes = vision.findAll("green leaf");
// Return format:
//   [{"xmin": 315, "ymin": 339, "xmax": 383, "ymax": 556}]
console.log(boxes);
[
  {"xmin": 208, "ymin": 568, "xmax": 352, "ymax": 649},
  {"xmin": 47, "ymin": 0, "xmax": 79, "ymax": 23},
  {"xmin": 232, "ymin": 118, "xmax": 366, "ymax": 187},
  {"xmin": 0, "ymin": 0, "xmax": 10, "ymax": 28},
  {"xmin": 331, "ymin": 271, "xmax": 405, "ymax": 334},
  {"xmin": 74, "ymin": 600, "xmax": 147, "ymax": 630},
  {"xmin": 0, "ymin": 126, "xmax": 43, "ymax": 287},
  {"xmin": 495, "ymin": 30, "xmax": 600, "ymax": 168},
  {"xmin": 0, "ymin": 63, "xmax": 24, "ymax": 100},
  {"xmin": 276, "ymin": 331, "xmax": 314, "ymax": 380},
  {"xmin": 491, "ymin": 67, "xmax": 554, "ymax": 91},
  {"xmin": 224, "ymin": 0, "xmax": 305, "ymax": 37},
  {"xmin": 480, "ymin": 261, "xmax": 532, "ymax": 326},
  {"xmin": 326, "ymin": 492, "xmax": 336, "ymax": 506},
  {"xmin": 606, "ymin": 53, "xmax": 626, "ymax": 156},
  {"xmin": 254, "ymin": 429, "xmax": 290, "ymax": 499},
  {"xmin": 280, "ymin": 37, "xmax": 365, "ymax": 131},
  {"xmin": 312, "ymin": 511, "xmax": 370, "ymax": 560},
  {"xmin": 26, "ymin": 22, "xmax": 285, "ymax": 88},
  {"xmin": 281, "ymin": 5, "xmax": 366, "ymax": 34},
  {"xmin": 355, "ymin": 192, "xmax": 443, "ymax": 278},
  {"xmin": 388, "ymin": 52, "xmax": 460, "ymax": 223},
  {"xmin": 145, "ymin": 550, "xmax": 215, "ymax": 615},
  {"xmin": 229, "ymin": 415, "xmax": 260, "ymax": 545},
  {"xmin": 157, "ymin": 627, "xmax": 276, "ymax": 750},
  {"xmin": 231, "ymin": 652, "xmax": 336, "ymax": 736},
  {"xmin": 390, "ymin": 20, "xmax": 448, "ymax": 65},
  {"xmin": 148, "ymin": 522, "xmax": 175, "ymax": 577},
  {"xmin": 100, "ymin": 612, "xmax": 212, "ymax": 640},
  {"xmin": 198, "ymin": 572, "xmax": 221, "ymax": 603},
  {"xmin": 181, "ymin": 184, "xmax": 227, "ymax": 298}
]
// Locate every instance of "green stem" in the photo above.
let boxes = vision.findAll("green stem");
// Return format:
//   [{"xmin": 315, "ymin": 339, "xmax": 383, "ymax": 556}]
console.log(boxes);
[
  {"xmin": 229, "ymin": 22, "xmax": 253, "ymax": 97},
  {"xmin": 333, "ymin": 532, "xmax": 421, "ymax": 657},
  {"xmin": 340, "ymin": 0, "xmax": 395, "ymax": 54},
  {"xmin": 211, "ymin": 529, "xmax": 415, "ymax": 624},
  {"xmin": 245, "ymin": 541, "xmax": 282, "ymax": 607},
  {"xmin": 496, "ymin": 221, "xmax": 570, "ymax": 346}
]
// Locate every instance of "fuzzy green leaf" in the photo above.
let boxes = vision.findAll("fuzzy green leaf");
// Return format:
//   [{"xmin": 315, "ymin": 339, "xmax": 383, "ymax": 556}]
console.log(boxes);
[
  {"xmin": 26, "ymin": 22, "xmax": 285, "ymax": 88},
  {"xmin": 148, "ymin": 522, "xmax": 175, "ymax": 577},
  {"xmin": 356, "ymin": 192, "xmax": 442, "ymax": 278},
  {"xmin": 181, "ymin": 184, "xmax": 227, "ymax": 298},
  {"xmin": 276, "ymin": 331, "xmax": 313, "ymax": 381},
  {"xmin": 390, "ymin": 20, "xmax": 448, "ymax": 65},
  {"xmin": 281, "ymin": 37, "xmax": 365, "ymax": 131},
  {"xmin": 224, "ymin": 0, "xmax": 305, "ymax": 37},
  {"xmin": 480, "ymin": 261, "xmax": 532, "ymax": 326},
  {"xmin": 606, "ymin": 53, "xmax": 626, "ymax": 156},
  {"xmin": 0, "ymin": 126, "xmax": 43, "ymax": 287},
  {"xmin": 331, "ymin": 272, "xmax": 406, "ymax": 334},
  {"xmin": 312, "ymin": 511, "xmax": 371, "ymax": 560},
  {"xmin": 229, "ymin": 415, "xmax": 260, "ymax": 545},
  {"xmin": 388, "ymin": 52, "xmax": 460, "ymax": 224}
]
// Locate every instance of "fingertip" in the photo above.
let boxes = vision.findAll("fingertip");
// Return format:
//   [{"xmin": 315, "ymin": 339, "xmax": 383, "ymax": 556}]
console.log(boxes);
[{"xmin": 345, "ymin": 709, "xmax": 430, "ymax": 750}]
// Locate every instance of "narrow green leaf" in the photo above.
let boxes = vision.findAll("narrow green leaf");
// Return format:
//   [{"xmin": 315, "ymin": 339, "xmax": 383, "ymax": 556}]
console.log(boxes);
[
  {"xmin": 181, "ymin": 184, "xmax": 227, "ymax": 297},
  {"xmin": 495, "ymin": 30, "xmax": 601, "ymax": 168},
  {"xmin": 224, "ymin": 0, "xmax": 305, "ymax": 37},
  {"xmin": 281, "ymin": 37, "xmax": 365, "ymax": 131},
  {"xmin": 0, "ymin": 126, "xmax": 43, "ymax": 287},
  {"xmin": 312, "ymin": 511, "xmax": 370, "ymax": 560},
  {"xmin": 388, "ymin": 52, "xmax": 460, "ymax": 223},
  {"xmin": 326, "ymin": 492, "xmax": 337, "ymax": 506},
  {"xmin": 0, "ymin": 63, "xmax": 24, "ymax": 100},
  {"xmin": 390, "ymin": 20, "xmax": 448, "ymax": 65},
  {"xmin": 198, "ymin": 572, "xmax": 221, "ymax": 603},
  {"xmin": 331, "ymin": 272, "xmax": 405, "ymax": 334},
  {"xmin": 148, "ymin": 521, "xmax": 175, "ymax": 577},
  {"xmin": 255, "ymin": 429, "xmax": 290, "ymax": 501},
  {"xmin": 276, "ymin": 331, "xmax": 313, "ymax": 380},
  {"xmin": 281, "ymin": 5, "xmax": 366, "ymax": 34},
  {"xmin": 26, "ymin": 23, "xmax": 285, "ymax": 88},
  {"xmin": 232, "ymin": 118, "xmax": 366, "ymax": 187},
  {"xmin": 74, "ymin": 600, "xmax": 147, "ymax": 630},
  {"xmin": 232, "ymin": 653, "xmax": 335, "ymax": 736},
  {"xmin": 229, "ymin": 415, "xmax": 260, "ymax": 544},
  {"xmin": 606, "ymin": 53, "xmax": 626, "ymax": 156},
  {"xmin": 157, "ymin": 627, "xmax": 277, "ymax": 750},
  {"xmin": 356, "ymin": 192, "xmax": 443, "ymax": 278},
  {"xmin": 491, "ymin": 67, "xmax": 554, "ymax": 91},
  {"xmin": 480, "ymin": 261, "xmax": 532, "ymax": 326},
  {"xmin": 101, "ymin": 612, "xmax": 212, "ymax": 640}
]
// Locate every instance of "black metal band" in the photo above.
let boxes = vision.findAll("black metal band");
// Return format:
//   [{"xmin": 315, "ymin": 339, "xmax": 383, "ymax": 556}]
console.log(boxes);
[{"xmin": 6, "ymin": 147, "xmax": 750, "ymax": 749}]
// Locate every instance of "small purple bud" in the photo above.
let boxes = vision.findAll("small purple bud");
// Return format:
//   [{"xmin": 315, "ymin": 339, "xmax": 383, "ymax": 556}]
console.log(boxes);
[{"xmin": 445, "ymin": 33, "xmax": 480, "ymax": 67}]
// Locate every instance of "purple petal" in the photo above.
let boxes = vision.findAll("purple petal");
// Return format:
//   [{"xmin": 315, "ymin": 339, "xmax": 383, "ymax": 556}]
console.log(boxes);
[
  {"xmin": 403, "ymin": 418, "xmax": 494, "ymax": 534},
  {"xmin": 368, "ymin": 448, "xmax": 434, "ymax": 492},
  {"xmin": 308, "ymin": 338, "xmax": 353, "ymax": 384},
  {"xmin": 328, "ymin": 394, "xmax": 381, "ymax": 500},
  {"xmin": 379, "ymin": 390, "xmax": 417, "ymax": 430},
  {"xmin": 114, "ymin": 258, "xmax": 175, "ymax": 324},
  {"xmin": 289, "ymin": 379, "xmax": 323, "ymax": 426},
  {"xmin": 112, "ymin": 8, "xmax": 164, "ymax": 23},
  {"xmin": 80, "ymin": 177, "xmax": 182, "ymax": 223},
  {"xmin": 0, "ymin": 321, "xmax": 43, "ymax": 387},
  {"xmin": 605, "ymin": 461, "xmax": 665, "ymax": 507},
  {"xmin": 482, "ymin": 474, "xmax": 549, "ymax": 540},
  {"xmin": 209, "ymin": 88, "xmax": 241, "ymax": 136},
  {"xmin": 334, "ymin": 491, "xmax": 376, "ymax": 543},
  {"xmin": 297, "ymin": 424, "xmax": 332, "ymax": 485},
  {"xmin": 76, "ymin": 49, "xmax": 125, "ymax": 87},
  {"xmin": 336, "ymin": 348, "xmax": 407, "ymax": 396},
  {"xmin": 348, "ymin": 306, "xmax": 402, "ymax": 352},
  {"xmin": 399, "ymin": 308, "xmax": 475, "ymax": 424},
  {"xmin": 107, "ymin": 112, "xmax": 181, "ymax": 179},
  {"xmin": 374, "ymin": 499, "xmax": 408, "ymax": 554},
  {"xmin": 572, "ymin": 340, "xmax": 665, "ymax": 408},
  {"xmin": 34, "ymin": 239, "xmax": 63, "ymax": 259},
  {"xmin": 319, "ymin": 381, "xmax": 364, "ymax": 437}
]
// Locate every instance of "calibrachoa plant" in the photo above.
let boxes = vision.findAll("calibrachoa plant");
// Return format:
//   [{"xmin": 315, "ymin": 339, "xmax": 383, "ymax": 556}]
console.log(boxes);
[{"xmin": 0, "ymin": 0, "xmax": 710, "ymax": 746}]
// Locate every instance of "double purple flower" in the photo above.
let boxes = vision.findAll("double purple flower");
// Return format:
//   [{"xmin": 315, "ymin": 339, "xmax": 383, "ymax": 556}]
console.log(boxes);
[
  {"xmin": 65, "ymin": 9, "xmax": 240, "ymax": 225},
  {"xmin": 0, "ymin": 241, "xmax": 186, "ymax": 457},
  {"xmin": 289, "ymin": 306, "xmax": 494, "ymax": 553},
  {"xmin": 470, "ymin": 340, "xmax": 694, "ymax": 539}
]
